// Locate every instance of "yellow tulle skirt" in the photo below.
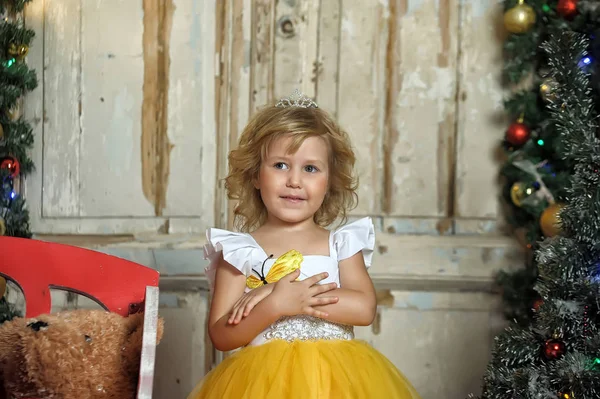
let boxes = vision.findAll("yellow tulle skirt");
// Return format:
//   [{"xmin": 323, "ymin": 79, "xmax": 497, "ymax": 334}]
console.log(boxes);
[{"xmin": 187, "ymin": 339, "xmax": 421, "ymax": 399}]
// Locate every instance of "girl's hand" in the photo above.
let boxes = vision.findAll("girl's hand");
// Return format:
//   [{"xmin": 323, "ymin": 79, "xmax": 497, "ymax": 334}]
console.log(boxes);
[
  {"xmin": 271, "ymin": 269, "xmax": 339, "ymax": 319},
  {"xmin": 228, "ymin": 284, "xmax": 274, "ymax": 324}
]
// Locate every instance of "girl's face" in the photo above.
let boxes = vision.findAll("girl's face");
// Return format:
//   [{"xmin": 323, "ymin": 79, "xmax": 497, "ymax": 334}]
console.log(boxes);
[{"xmin": 255, "ymin": 135, "xmax": 329, "ymax": 226}]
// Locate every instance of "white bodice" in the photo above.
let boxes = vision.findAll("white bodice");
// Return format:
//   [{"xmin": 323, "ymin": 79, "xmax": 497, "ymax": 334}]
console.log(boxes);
[{"xmin": 203, "ymin": 217, "xmax": 375, "ymax": 346}]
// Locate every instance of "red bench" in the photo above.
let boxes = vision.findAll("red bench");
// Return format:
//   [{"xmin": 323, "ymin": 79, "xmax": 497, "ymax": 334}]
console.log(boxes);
[{"xmin": 0, "ymin": 236, "xmax": 161, "ymax": 398}]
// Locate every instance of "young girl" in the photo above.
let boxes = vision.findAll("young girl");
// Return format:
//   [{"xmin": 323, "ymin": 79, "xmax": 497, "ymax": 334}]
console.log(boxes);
[{"xmin": 188, "ymin": 90, "xmax": 421, "ymax": 399}]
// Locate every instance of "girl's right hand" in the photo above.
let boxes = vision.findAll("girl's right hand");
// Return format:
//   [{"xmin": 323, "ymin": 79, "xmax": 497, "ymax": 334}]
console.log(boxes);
[
  {"xmin": 228, "ymin": 283, "xmax": 274, "ymax": 325},
  {"xmin": 270, "ymin": 269, "xmax": 339, "ymax": 318}
]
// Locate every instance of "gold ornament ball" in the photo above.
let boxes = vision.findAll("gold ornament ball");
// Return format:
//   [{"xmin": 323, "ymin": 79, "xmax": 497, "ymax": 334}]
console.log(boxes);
[
  {"xmin": 540, "ymin": 203, "xmax": 564, "ymax": 237},
  {"xmin": 504, "ymin": 1, "xmax": 536, "ymax": 33},
  {"xmin": 8, "ymin": 43, "xmax": 29, "ymax": 61},
  {"xmin": 16, "ymin": 44, "xmax": 29, "ymax": 60},
  {"xmin": 510, "ymin": 182, "xmax": 535, "ymax": 207},
  {"xmin": 540, "ymin": 78, "xmax": 558, "ymax": 103},
  {"xmin": 6, "ymin": 107, "xmax": 19, "ymax": 121},
  {"xmin": 0, "ymin": 276, "xmax": 5, "ymax": 298}
]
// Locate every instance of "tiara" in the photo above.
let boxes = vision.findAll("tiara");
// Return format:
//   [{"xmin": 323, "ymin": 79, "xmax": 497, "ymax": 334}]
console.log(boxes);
[{"xmin": 275, "ymin": 89, "xmax": 318, "ymax": 109}]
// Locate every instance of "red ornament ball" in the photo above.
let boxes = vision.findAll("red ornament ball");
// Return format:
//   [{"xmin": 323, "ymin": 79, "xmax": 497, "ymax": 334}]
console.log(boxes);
[
  {"xmin": 1, "ymin": 156, "xmax": 20, "ymax": 177},
  {"xmin": 543, "ymin": 339, "xmax": 565, "ymax": 359},
  {"xmin": 506, "ymin": 122, "xmax": 531, "ymax": 147},
  {"xmin": 533, "ymin": 298, "xmax": 544, "ymax": 312},
  {"xmin": 557, "ymin": 0, "xmax": 578, "ymax": 19}
]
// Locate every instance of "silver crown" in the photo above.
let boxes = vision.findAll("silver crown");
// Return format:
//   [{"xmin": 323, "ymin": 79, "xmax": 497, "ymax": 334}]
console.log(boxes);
[{"xmin": 275, "ymin": 89, "xmax": 318, "ymax": 108}]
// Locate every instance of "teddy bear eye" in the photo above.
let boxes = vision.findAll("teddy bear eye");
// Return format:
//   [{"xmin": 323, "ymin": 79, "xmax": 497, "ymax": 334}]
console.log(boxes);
[{"xmin": 84, "ymin": 335, "xmax": 92, "ymax": 343}]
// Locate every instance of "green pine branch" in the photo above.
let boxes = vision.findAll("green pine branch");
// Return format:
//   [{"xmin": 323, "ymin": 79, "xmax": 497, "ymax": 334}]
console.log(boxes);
[
  {"xmin": 0, "ymin": 296, "xmax": 19, "ymax": 323},
  {"xmin": 0, "ymin": 0, "xmax": 33, "ymax": 14},
  {"xmin": 475, "ymin": 31, "xmax": 600, "ymax": 399},
  {"xmin": 0, "ymin": 118, "xmax": 34, "ymax": 173},
  {"xmin": 493, "ymin": 0, "xmax": 599, "ymax": 327}
]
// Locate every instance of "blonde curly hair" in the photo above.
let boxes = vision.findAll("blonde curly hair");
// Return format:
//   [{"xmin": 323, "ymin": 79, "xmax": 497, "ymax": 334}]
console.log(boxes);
[{"xmin": 225, "ymin": 104, "xmax": 358, "ymax": 232}]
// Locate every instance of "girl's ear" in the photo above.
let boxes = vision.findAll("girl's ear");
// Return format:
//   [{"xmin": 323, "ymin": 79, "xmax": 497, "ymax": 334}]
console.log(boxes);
[{"xmin": 253, "ymin": 173, "xmax": 260, "ymax": 190}]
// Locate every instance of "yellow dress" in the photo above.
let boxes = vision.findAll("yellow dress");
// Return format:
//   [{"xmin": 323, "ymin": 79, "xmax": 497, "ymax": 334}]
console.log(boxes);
[{"xmin": 189, "ymin": 218, "xmax": 421, "ymax": 399}]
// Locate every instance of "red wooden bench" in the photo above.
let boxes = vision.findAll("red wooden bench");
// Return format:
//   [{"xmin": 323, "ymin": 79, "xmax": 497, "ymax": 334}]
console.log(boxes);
[{"xmin": 0, "ymin": 236, "xmax": 161, "ymax": 398}]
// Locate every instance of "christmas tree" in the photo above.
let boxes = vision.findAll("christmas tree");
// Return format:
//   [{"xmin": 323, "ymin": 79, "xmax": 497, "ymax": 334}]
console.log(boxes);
[
  {"xmin": 0, "ymin": 0, "xmax": 37, "ymax": 323},
  {"xmin": 496, "ymin": 0, "xmax": 600, "ymax": 326},
  {"xmin": 472, "ymin": 30, "xmax": 600, "ymax": 399}
]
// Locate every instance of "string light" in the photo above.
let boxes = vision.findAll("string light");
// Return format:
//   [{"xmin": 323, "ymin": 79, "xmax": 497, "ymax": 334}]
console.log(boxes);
[{"xmin": 578, "ymin": 55, "xmax": 593, "ymax": 73}]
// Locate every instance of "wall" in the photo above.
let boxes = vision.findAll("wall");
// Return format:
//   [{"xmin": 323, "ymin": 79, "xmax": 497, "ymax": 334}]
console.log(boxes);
[{"xmin": 15, "ymin": 0, "xmax": 524, "ymax": 398}]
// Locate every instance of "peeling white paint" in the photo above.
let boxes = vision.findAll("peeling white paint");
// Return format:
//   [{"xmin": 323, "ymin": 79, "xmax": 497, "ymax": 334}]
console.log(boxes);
[
  {"xmin": 406, "ymin": 0, "xmax": 430, "ymax": 16},
  {"xmin": 467, "ymin": 0, "xmax": 500, "ymax": 19},
  {"xmin": 407, "ymin": 292, "xmax": 434, "ymax": 310},
  {"xmin": 106, "ymin": 88, "xmax": 134, "ymax": 178},
  {"xmin": 341, "ymin": 15, "xmax": 355, "ymax": 36},
  {"xmin": 378, "ymin": 0, "xmax": 391, "ymax": 19},
  {"xmin": 401, "ymin": 69, "xmax": 429, "ymax": 93}
]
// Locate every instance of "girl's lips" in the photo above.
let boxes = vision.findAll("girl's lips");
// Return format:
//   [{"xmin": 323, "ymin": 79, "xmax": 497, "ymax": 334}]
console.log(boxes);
[{"xmin": 280, "ymin": 196, "xmax": 305, "ymax": 202}]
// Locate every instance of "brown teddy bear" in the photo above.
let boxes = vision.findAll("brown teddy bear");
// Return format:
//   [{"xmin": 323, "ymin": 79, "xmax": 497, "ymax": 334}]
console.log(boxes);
[{"xmin": 0, "ymin": 309, "xmax": 164, "ymax": 399}]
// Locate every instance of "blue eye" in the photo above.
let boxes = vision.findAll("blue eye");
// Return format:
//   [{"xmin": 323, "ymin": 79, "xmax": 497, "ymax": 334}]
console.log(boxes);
[
  {"xmin": 305, "ymin": 165, "xmax": 319, "ymax": 173},
  {"xmin": 274, "ymin": 162, "xmax": 288, "ymax": 170}
]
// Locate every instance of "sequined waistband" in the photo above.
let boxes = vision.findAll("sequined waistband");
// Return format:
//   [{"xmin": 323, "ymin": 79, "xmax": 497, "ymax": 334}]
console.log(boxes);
[{"xmin": 249, "ymin": 315, "xmax": 354, "ymax": 346}]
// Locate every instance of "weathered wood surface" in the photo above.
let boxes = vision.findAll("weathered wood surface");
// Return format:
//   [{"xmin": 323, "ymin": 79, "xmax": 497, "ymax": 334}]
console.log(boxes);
[
  {"xmin": 24, "ymin": 0, "xmax": 216, "ymax": 234},
  {"xmin": 455, "ymin": 1, "xmax": 509, "ymax": 220},
  {"xmin": 35, "ymin": 221, "xmax": 523, "ymax": 295},
  {"xmin": 24, "ymin": 0, "xmax": 506, "ymax": 237},
  {"xmin": 18, "ymin": 4, "xmax": 511, "ymax": 397},
  {"xmin": 23, "ymin": 0, "xmax": 514, "ymax": 281},
  {"xmin": 23, "ymin": 0, "xmax": 516, "ymax": 306}
]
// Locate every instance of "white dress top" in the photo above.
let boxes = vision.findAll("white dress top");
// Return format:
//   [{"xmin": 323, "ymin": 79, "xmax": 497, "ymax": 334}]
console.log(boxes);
[{"xmin": 203, "ymin": 217, "xmax": 375, "ymax": 346}]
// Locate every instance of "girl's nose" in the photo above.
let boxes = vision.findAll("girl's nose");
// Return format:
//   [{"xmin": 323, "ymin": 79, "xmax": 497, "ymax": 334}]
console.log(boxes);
[{"xmin": 286, "ymin": 169, "xmax": 301, "ymax": 188}]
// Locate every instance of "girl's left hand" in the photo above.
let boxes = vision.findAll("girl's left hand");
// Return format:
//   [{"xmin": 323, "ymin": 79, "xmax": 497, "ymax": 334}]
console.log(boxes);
[{"xmin": 228, "ymin": 284, "xmax": 274, "ymax": 324}]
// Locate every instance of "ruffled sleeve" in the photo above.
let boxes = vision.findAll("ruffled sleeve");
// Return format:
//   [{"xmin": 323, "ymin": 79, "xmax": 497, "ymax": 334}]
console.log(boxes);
[
  {"xmin": 332, "ymin": 217, "xmax": 376, "ymax": 268},
  {"xmin": 203, "ymin": 228, "xmax": 262, "ymax": 291}
]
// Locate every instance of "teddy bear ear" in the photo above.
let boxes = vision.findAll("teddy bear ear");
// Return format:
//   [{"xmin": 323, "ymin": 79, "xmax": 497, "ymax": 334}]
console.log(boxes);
[
  {"xmin": 157, "ymin": 317, "xmax": 164, "ymax": 342},
  {"xmin": 125, "ymin": 312, "xmax": 145, "ymax": 335},
  {"xmin": 125, "ymin": 312, "xmax": 164, "ymax": 345}
]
